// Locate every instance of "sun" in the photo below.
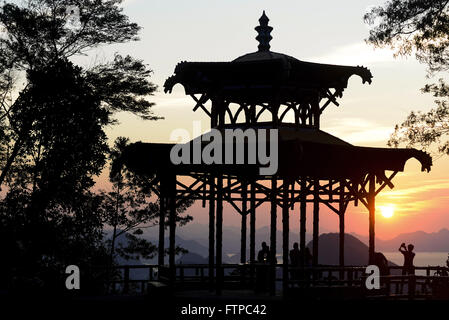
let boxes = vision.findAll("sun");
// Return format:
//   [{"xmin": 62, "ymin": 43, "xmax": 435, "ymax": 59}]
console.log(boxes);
[{"xmin": 378, "ymin": 205, "xmax": 395, "ymax": 218}]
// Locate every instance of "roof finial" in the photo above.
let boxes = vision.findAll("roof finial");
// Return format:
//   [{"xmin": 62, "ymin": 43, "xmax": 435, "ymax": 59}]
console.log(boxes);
[{"xmin": 255, "ymin": 11, "xmax": 273, "ymax": 52}]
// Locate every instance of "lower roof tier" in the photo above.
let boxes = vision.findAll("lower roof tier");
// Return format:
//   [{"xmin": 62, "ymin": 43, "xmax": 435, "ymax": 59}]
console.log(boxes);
[{"xmin": 115, "ymin": 127, "xmax": 432, "ymax": 180}]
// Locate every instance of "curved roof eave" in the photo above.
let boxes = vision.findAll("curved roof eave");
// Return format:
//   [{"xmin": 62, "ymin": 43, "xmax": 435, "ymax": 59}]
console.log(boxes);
[{"xmin": 114, "ymin": 140, "xmax": 432, "ymax": 180}]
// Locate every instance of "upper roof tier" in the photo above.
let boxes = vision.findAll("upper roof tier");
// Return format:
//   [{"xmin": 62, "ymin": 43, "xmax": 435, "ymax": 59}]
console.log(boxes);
[{"xmin": 164, "ymin": 11, "xmax": 373, "ymax": 104}]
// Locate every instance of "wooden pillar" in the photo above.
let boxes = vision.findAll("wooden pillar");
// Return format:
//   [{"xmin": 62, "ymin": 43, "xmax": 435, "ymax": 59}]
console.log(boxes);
[
  {"xmin": 368, "ymin": 174, "xmax": 376, "ymax": 264},
  {"xmin": 339, "ymin": 180, "xmax": 346, "ymax": 268},
  {"xmin": 270, "ymin": 177, "xmax": 277, "ymax": 295},
  {"xmin": 240, "ymin": 181, "xmax": 247, "ymax": 264},
  {"xmin": 282, "ymin": 181, "xmax": 290, "ymax": 295},
  {"xmin": 216, "ymin": 176, "xmax": 223, "ymax": 295},
  {"xmin": 250, "ymin": 182, "xmax": 256, "ymax": 264},
  {"xmin": 208, "ymin": 175, "xmax": 215, "ymax": 291},
  {"xmin": 312, "ymin": 179, "xmax": 319, "ymax": 267},
  {"xmin": 218, "ymin": 102, "xmax": 226, "ymax": 127},
  {"xmin": 312, "ymin": 97, "xmax": 320, "ymax": 128},
  {"xmin": 300, "ymin": 179, "xmax": 307, "ymax": 266},
  {"xmin": 168, "ymin": 175, "xmax": 176, "ymax": 284},
  {"xmin": 158, "ymin": 194, "xmax": 165, "ymax": 266},
  {"xmin": 211, "ymin": 101, "xmax": 218, "ymax": 128}
]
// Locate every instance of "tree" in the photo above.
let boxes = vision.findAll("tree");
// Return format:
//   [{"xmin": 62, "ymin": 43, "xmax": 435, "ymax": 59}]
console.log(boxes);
[
  {"xmin": 365, "ymin": 0, "xmax": 449, "ymax": 155},
  {"xmin": 365, "ymin": 0, "xmax": 449, "ymax": 74},
  {"xmin": 0, "ymin": 59, "xmax": 111, "ymax": 292},
  {"xmin": 0, "ymin": 0, "xmax": 159, "ymax": 188},
  {"xmin": 102, "ymin": 137, "xmax": 192, "ymax": 263},
  {"xmin": 388, "ymin": 79, "xmax": 449, "ymax": 155},
  {"xmin": 0, "ymin": 0, "xmax": 159, "ymax": 292}
]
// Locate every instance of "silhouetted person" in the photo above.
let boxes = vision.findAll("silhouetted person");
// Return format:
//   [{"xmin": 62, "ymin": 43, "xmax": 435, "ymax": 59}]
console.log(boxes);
[
  {"xmin": 399, "ymin": 243, "xmax": 415, "ymax": 275},
  {"xmin": 256, "ymin": 242, "xmax": 270, "ymax": 293},
  {"xmin": 298, "ymin": 246, "xmax": 313, "ymax": 267},
  {"xmin": 257, "ymin": 241, "xmax": 270, "ymax": 263},
  {"xmin": 293, "ymin": 246, "xmax": 313, "ymax": 285},
  {"xmin": 289, "ymin": 243, "xmax": 301, "ymax": 285},
  {"xmin": 290, "ymin": 242, "xmax": 300, "ymax": 266}
]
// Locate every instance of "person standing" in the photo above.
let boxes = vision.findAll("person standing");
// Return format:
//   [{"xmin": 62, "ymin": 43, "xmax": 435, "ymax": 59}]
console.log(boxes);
[
  {"xmin": 289, "ymin": 243, "xmax": 300, "ymax": 285},
  {"xmin": 399, "ymin": 243, "xmax": 416, "ymax": 275},
  {"xmin": 256, "ymin": 242, "xmax": 270, "ymax": 292}
]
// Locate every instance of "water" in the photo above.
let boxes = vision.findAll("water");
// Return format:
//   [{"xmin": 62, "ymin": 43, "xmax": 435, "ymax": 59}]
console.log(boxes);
[
  {"xmin": 383, "ymin": 252, "xmax": 449, "ymax": 275},
  {"xmin": 227, "ymin": 252, "xmax": 449, "ymax": 269}
]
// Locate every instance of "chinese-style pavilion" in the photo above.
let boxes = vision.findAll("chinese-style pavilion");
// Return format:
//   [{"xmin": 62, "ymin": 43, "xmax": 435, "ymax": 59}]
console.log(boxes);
[{"xmin": 116, "ymin": 12, "xmax": 432, "ymax": 294}]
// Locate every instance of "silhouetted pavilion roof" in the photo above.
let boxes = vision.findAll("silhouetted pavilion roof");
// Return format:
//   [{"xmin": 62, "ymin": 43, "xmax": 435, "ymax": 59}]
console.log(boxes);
[
  {"xmin": 164, "ymin": 12, "xmax": 372, "ymax": 103},
  {"xmin": 120, "ymin": 12, "xmax": 432, "ymax": 181},
  {"xmin": 163, "ymin": 58, "xmax": 372, "ymax": 103},
  {"xmin": 116, "ymin": 127, "xmax": 432, "ymax": 180}
]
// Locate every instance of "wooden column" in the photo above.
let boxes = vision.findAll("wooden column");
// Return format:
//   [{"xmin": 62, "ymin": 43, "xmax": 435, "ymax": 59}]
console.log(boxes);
[
  {"xmin": 215, "ymin": 176, "xmax": 223, "ymax": 295},
  {"xmin": 211, "ymin": 101, "xmax": 218, "ymax": 128},
  {"xmin": 282, "ymin": 181, "xmax": 290, "ymax": 295},
  {"xmin": 270, "ymin": 177, "xmax": 277, "ymax": 295},
  {"xmin": 300, "ymin": 179, "xmax": 307, "ymax": 266},
  {"xmin": 240, "ymin": 181, "xmax": 247, "ymax": 264},
  {"xmin": 250, "ymin": 182, "xmax": 256, "ymax": 285},
  {"xmin": 339, "ymin": 180, "xmax": 345, "ymax": 268},
  {"xmin": 158, "ymin": 194, "xmax": 165, "ymax": 266},
  {"xmin": 208, "ymin": 175, "xmax": 215, "ymax": 291},
  {"xmin": 312, "ymin": 97, "xmax": 320, "ymax": 128},
  {"xmin": 312, "ymin": 179, "xmax": 319, "ymax": 267},
  {"xmin": 168, "ymin": 175, "xmax": 176, "ymax": 284},
  {"xmin": 368, "ymin": 174, "xmax": 376, "ymax": 264},
  {"xmin": 250, "ymin": 182, "xmax": 256, "ymax": 264}
]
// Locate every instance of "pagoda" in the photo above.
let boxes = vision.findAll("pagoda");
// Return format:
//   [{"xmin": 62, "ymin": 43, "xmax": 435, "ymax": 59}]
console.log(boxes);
[{"xmin": 116, "ymin": 12, "xmax": 432, "ymax": 295}]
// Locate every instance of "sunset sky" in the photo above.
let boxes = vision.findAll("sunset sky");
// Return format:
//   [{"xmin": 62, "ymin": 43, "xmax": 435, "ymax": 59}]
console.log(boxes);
[{"xmin": 87, "ymin": 0, "xmax": 449, "ymax": 240}]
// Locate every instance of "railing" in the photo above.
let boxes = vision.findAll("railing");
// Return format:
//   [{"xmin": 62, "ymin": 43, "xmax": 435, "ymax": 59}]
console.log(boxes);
[
  {"xmin": 364, "ymin": 266, "xmax": 449, "ymax": 299},
  {"xmin": 91, "ymin": 264, "xmax": 160, "ymax": 294},
  {"xmin": 92, "ymin": 264, "xmax": 449, "ymax": 299}
]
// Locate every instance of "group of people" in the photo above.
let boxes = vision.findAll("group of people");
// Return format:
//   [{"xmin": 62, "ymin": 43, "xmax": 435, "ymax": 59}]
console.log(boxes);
[
  {"xmin": 256, "ymin": 241, "xmax": 417, "ymax": 275},
  {"xmin": 255, "ymin": 241, "xmax": 313, "ymax": 292},
  {"xmin": 256, "ymin": 241, "xmax": 313, "ymax": 266}
]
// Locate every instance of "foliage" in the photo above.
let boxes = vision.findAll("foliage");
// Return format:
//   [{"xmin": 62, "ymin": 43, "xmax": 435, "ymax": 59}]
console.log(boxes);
[
  {"xmin": 0, "ymin": 0, "xmax": 160, "ymax": 293},
  {"xmin": 102, "ymin": 137, "xmax": 193, "ymax": 263},
  {"xmin": 388, "ymin": 78, "xmax": 449, "ymax": 155},
  {"xmin": 365, "ymin": 0, "xmax": 449, "ymax": 74},
  {"xmin": 365, "ymin": 0, "xmax": 449, "ymax": 155},
  {"xmin": 0, "ymin": 59, "xmax": 110, "ymax": 292}
]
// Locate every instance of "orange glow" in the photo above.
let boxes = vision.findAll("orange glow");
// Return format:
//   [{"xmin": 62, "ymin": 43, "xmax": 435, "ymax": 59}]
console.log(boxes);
[{"xmin": 378, "ymin": 205, "xmax": 395, "ymax": 219}]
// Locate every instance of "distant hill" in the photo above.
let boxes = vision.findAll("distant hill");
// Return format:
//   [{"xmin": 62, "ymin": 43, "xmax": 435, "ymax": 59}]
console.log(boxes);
[
  {"xmin": 352, "ymin": 228, "xmax": 449, "ymax": 252},
  {"xmin": 176, "ymin": 252, "xmax": 208, "ymax": 264},
  {"xmin": 142, "ymin": 223, "xmax": 314, "ymax": 255},
  {"xmin": 109, "ymin": 229, "xmax": 400, "ymax": 269},
  {"xmin": 307, "ymin": 233, "xmax": 396, "ymax": 266}
]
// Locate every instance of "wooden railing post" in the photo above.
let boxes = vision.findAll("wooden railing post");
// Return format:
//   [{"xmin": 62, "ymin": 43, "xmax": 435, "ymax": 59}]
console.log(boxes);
[
  {"xmin": 348, "ymin": 269, "xmax": 353, "ymax": 287},
  {"xmin": 386, "ymin": 276, "xmax": 390, "ymax": 297},
  {"xmin": 409, "ymin": 275, "xmax": 416, "ymax": 299},
  {"xmin": 180, "ymin": 266, "xmax": 184, "ymax": 285},
  {"xmin": 123, "ymin": 266, "xmax": 130, "ymax": 294}
]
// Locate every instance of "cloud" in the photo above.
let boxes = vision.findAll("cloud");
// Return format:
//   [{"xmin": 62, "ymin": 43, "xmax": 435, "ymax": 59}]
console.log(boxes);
[
  {"xmin": 325, "ymin": 117, "xmax": 394, "ymax": 144},
  {"xmin": 382, "ymin": 180, "xmax": 449, "ymax": 199},
  {"xmin": 121, "ymin": 0, "xmax": 141, "ymax": 7},
  {"xmin": 306, "ymin": 42, "xmax": 400, "ymax": 66}
]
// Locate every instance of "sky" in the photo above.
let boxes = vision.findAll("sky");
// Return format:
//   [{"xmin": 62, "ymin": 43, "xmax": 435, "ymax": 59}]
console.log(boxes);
[{"xmin": 84, "ymin": 0, "xmax": 449, "ymax": 240}]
